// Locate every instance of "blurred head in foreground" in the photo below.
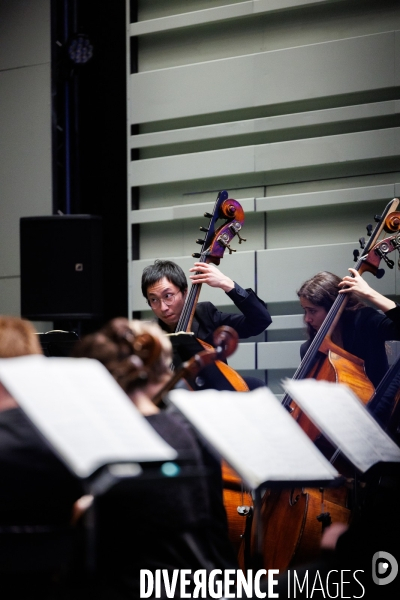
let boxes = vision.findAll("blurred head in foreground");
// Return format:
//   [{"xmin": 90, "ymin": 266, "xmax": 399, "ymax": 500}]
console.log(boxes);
[
  {"xmin": 0, "ymin": 315, "xmax": 43, "ymax": 358},
  {"xmin": 71, "ymin": 318, "xmax": 172, "ymax": 414}
]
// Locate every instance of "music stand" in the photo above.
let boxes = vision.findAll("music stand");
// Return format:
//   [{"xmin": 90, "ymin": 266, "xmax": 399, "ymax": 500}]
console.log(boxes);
[{"xmin": 37, "ymin": 330, "xmax": 79, "ymax": 357}]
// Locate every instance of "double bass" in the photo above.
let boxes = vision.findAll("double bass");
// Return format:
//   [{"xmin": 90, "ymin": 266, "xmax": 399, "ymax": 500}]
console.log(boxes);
[
  {"xmin": 153, "ymin": 190, "xmax": 255, "ymax": 555},
  {"xmin": 250, "ymin": 198, "xmax": 400, "ymax": 571},
  {"xmin": 284, "ymin": 197, "xmax": 400, "ymax": 435},
  {"xmin": 170, "ymin": 190, "xmax": 249, "ymax": 393}
]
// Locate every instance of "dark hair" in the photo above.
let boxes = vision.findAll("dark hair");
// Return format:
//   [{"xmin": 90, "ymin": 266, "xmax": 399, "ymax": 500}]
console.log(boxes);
[
  {"xmin": 71, "ymin": 318, "xmax": 172, "ymax": 394},
  {"xmin": 297, "ymin": 271, "xmax": 365, "ymax": 337},
  {"xmin": 141, "ymin": 260, "xmax": 188, "ymax": 299}
]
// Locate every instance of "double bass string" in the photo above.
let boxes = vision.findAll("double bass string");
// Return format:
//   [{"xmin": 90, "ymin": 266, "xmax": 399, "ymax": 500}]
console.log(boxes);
[{"xmin": 176, "ymin": 253, "xmax": 208, "ymax": 332}]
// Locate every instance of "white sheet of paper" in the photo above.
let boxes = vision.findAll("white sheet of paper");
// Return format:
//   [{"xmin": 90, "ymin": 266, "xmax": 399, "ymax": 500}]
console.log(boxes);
[
  {"xmin": 283, "ymin": 379, "xmax": 400, "ymax": 473},
  {"xmin": 0, "ymin": 355, "xmax": 177, "ymax": 478},
  {"xmin": 169, "ymin": 387, "xmax": 339, "ymax": 490}
]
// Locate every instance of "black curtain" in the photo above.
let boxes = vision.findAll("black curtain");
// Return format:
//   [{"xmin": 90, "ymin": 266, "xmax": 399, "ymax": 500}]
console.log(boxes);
[{"xmin": 51, "ymin": 0, "xmax": 128, "ymax": 333}]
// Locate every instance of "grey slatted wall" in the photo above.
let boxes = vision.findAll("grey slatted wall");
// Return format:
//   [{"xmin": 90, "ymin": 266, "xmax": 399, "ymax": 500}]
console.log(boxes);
[
  {"xmin": 127, "ymin": 0, "xmax": 400, "ymax": 393},
  {"xmin": 0, "ymin": 0, "xmax": 53, "ymax": 331}
]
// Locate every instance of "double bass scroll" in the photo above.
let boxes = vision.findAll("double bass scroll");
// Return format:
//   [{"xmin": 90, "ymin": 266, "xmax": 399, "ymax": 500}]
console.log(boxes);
[{"xmin": 177, "ymin": 190, "xmax": 246, "ymax": 334}]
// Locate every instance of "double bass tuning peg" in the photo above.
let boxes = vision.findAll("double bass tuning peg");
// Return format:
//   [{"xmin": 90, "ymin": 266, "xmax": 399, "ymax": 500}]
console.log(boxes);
[
  {"xmin": 196, "ymin": 239, "xmax": 205, "ymax": 245},
  {"xmin": 204, "ymin": 212, "xmax": 213, "ymax": 218},
  {"xmin": 359, "ymin": 237, "xmax": 365, "ymax": 249},
  {"xmin": 376, "ymin": 268, "xmax": 385, "ymax": 279},
  {"xmin": 374, "ymin": 214, "xmax": 382, "ymax": 223},
  {"xmin": 383, "ymin": 255, "xmax": 395, "ymax": 269},
  {"xmin": 353, "ymin": 249, "xmax": 360, "ymax": 262},
  {"xmin": 366, "ymin": 224, "xmax": 373, "ymax": 237},
  {"xmin": 199, "ymin": 226, "xmax": 209, "ymax": 233}
]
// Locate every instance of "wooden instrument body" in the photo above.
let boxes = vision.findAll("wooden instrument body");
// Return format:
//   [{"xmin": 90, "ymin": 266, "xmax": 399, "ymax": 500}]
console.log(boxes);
[
  {"xmin": 311, "ymin": 348, "xmax": 374, "ymax": 403},
  {"xmin": 221, "ymin": 463, "xmax": 253, "ymax": 558},
  {"xmin": 291, "ymin": 344, "xmax": 375, "ymax": 440},
  {"xmin": 198, "ymin": 338, "xmax": 249, "ymax": 391},
  {"xmin": 255, "ymin": 487, "xmax": 351, "ymax": 571}
]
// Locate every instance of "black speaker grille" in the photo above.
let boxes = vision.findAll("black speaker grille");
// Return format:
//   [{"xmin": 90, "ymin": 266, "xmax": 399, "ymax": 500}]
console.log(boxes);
[{"xmin": 20, "ymin": 215, "xmax": 103, "ymax": 320}]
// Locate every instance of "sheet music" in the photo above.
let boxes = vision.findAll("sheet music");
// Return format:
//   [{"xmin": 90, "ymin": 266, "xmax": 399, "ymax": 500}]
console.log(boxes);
[
  {"xmin": 0, "ymin": 355, "xmax": 177, "ymax": 478},
  {"xmin": 283, "ymin": 379, "xmax": 400, "ymax": 473},
  {"xmin": 169, "ymin": 387, "xmax": 339, "ymax": 490}
]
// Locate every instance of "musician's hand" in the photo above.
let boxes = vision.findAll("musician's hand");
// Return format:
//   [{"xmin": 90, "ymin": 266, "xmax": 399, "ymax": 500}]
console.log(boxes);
[
  {"xmin": 338, "ymin": 268, "xmax": 373, "ymax": 298},
  {"xmin": 189, "ymin": 262, "xmax": 234, "ymax": 292},
  {"xmin": 338, "ymin": 268, "xmax": 396, "ymax": 312},
  {"xmin": 321, "ymin": 523, "xmax": 349, "ymax": 550}
]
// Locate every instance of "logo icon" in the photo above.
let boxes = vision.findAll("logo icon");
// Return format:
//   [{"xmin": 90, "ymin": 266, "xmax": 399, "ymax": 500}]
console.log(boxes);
[{"xmin": 372, "ymin": 551, "xmax": 398, "ymax": 586}]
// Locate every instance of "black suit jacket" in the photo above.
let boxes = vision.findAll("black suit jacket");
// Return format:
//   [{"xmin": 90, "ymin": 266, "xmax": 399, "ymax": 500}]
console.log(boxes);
[
  {"xmin": 186, "ymin": 284, "xmax": 271, "ymax": 346},
  {"xmin": 158, "ymin": 284, "xmax": 271, "ymax": 390},
  {"xmin": 159, "ymin": 283, "xmax": 271, "ymax": 344}
]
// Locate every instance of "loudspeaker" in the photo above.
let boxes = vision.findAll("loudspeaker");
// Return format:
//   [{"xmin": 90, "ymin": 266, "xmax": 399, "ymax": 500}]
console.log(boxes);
[{"xmin": 20, "ymin": 215, "xmax": 103, "ymax": 320}]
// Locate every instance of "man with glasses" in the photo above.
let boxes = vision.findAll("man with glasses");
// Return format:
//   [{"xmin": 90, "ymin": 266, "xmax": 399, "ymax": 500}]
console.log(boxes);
[{"xmin": 141, "ymin": 259, "xmax": 271, "ymax": 347}]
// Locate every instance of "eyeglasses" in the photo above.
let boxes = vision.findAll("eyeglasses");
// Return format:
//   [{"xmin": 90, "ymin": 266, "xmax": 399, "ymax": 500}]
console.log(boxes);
[{"xmin": 147, "ymin": 291, "xmax": 181, "ymax": 308}]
